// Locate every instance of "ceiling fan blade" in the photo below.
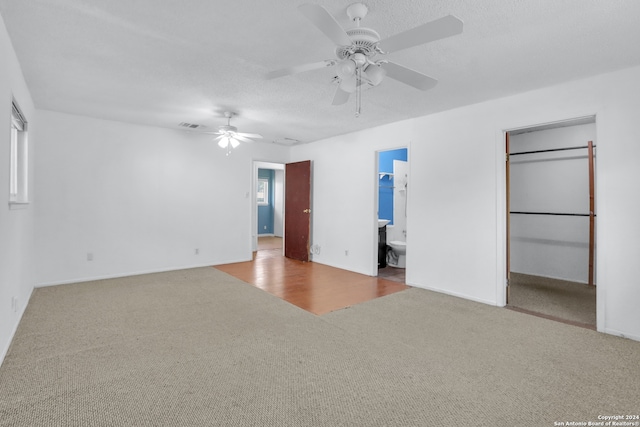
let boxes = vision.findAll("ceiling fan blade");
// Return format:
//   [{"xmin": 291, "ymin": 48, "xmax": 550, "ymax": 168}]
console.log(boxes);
[
  {"xmin": 377, "ymin": 15, "xmax": 463, "ymax": 54},
  {"xmin": 235, "ymin": 132, "xmax": 263, "ymax": 139},
  {"xmin": 232, "ymin": 134, "xmax": 254, "ymax": 143},
  {"xmin": 266, "ymin": 60, "xmax": 335, "ymax": 79},
  {"xmin": 298, "ymin": 3, "xmax": 353, "ymax": 47},
  {"xmin": 381, "ymin": 62, "xmax": 438, "ymax": 91},
  {"xmin": 332, "ymin": 85, "xmax": 351, "ymax": 105}
]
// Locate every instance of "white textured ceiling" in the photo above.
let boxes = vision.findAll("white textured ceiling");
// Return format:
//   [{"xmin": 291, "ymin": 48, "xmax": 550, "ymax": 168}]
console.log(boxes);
[{"xmin": 1, "ymin": 0, "xmax": 640, "ymax": 144}]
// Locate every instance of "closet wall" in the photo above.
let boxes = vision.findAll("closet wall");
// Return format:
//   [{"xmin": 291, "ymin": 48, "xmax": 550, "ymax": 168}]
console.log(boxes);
[{"xmin": 509, "ymin": 122, "xmax": 596, "ymax": 283}]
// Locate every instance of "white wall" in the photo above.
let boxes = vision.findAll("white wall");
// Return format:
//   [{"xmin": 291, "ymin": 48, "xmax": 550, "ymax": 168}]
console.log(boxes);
[
  {"xmin": 35, "ymin": 110, "xmax": 289, "ymax": 286},
  {"xmin": 0, "ymin": 15, "xmax": 36, "ymax": 364},
  {"xmin": 291, "ymin": 65, "xmax": 640, "ymax": 341},
  {"xmin": 510, "ymin": 124, "xmax": 596, "ymax": 283}
]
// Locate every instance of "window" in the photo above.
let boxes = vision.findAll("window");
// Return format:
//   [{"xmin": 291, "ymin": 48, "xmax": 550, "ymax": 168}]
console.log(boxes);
[
  {"xmin": 257, "ymin": 178, "xmax": 269, "ymax": 205},
  {"xmin": 9, "ymin": 100, "xmax": 28, "ymax": 203}
]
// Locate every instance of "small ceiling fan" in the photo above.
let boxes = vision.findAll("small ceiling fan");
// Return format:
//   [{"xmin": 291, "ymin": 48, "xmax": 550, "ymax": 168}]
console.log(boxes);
[
  {"xmin": 213, "ymin": 112, "xmax": 263, "ymax": 155},
  {"xmin": 267, "ymin": 3, "xmax": 463, "ymax": 116}
]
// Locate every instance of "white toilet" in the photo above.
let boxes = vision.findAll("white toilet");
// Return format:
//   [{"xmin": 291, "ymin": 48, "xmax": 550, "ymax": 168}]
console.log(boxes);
[{"xmin": 387, "ymin": 241, "xmax": 406, "ymax": 268}]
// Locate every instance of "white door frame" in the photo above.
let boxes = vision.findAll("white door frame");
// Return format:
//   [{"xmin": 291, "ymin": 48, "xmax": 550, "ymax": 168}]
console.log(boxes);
[{"xmin": 498, "ymin": 114, "xmax": 601, "ymax": 329}]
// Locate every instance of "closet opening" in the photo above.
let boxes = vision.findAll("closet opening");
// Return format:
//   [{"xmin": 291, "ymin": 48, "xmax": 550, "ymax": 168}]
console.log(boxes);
[{"xmin": 505, "ymin": 116, "xmax": 596, "ymax": 329}]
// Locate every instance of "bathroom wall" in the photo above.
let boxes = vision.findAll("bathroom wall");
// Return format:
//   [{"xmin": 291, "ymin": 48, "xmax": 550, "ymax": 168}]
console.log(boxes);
[
  {"xmin": 509, "ymin": 123, "xmax": 596, "ymax": 283},
  {"xmin": 378, "ymin": 148, "xmax": 407, "ymax": 225}
]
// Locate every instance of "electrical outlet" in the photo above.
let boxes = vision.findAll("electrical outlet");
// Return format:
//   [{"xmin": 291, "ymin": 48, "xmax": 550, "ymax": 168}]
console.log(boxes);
[
  {"xmin": 195, "ymin": 248, "xmax": 199, "ymax": 255},
  {"xmin": 87, "ymin": 252, "xmax": 93, "ymax": 261},
  {"xmin": 11, "ymin": 297, "xmax": 18, "ymax": 312},
  {"xmin": 345, "ymin": 250, "xmax": 349, "ymax": 256}
]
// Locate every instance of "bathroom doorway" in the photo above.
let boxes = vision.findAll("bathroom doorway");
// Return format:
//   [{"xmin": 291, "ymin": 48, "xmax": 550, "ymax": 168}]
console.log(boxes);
[
  {"xmin": 376, "ymin": 147, "xmax": 408, "ymax": 283},
  {"xmin": 505, "ymin": 116, "xmax": 597, "ymax": 329}
]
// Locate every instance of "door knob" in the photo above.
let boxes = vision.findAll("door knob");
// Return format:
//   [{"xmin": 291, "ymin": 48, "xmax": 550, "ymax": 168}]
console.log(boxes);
[{"xmin": 303, "ymin": 209, "xmax": 311, "ymax": 213}]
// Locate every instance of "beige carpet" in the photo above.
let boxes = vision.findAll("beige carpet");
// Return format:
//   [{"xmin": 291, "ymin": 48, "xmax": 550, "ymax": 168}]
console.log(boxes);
[
  {"xmin": 508, "ymin": 272, "xmax": 596, "ymax": 327},
  {"xmin": 1, "ymin": 267, "xmax": 638, "ymax": 426}
]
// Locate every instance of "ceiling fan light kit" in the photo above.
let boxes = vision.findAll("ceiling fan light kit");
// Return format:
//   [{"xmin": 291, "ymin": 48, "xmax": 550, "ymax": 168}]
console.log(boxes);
[
  {"xmin": 364, "ymin": 62, "xmax": 386, "ymax": 86},
  {"xmin": 267, "ymin": 2, "xmax": 464, "ymax": 116},
  {"xmin": 213, "ymin": 112, "xmax": 263, "ymax": 155}
]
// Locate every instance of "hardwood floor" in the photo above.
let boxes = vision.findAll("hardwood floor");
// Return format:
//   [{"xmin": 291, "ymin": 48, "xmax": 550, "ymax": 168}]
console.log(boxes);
[
  {"xmin": 256, "ymin": 236, "xmax": 283, "ymax": 250},
  {"xmin": 214, "ymin": 237, "xmax": 410, "ymax": 315},
  {"xmin": 377, "ymin": 265, "xmax": 406, "ymax": 283}
]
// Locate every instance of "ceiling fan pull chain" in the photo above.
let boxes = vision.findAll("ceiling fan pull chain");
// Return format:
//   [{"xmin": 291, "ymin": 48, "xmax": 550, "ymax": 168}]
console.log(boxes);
[{"xmin": 355, "ymin": 66, "xmax": 362, "ymax": 117}]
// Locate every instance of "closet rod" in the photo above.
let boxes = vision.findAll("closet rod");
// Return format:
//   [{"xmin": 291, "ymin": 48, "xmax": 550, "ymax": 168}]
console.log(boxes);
[
  {"xmin": 510, "ymin": 144, "xmax": 596, "ymax": 156},
  {"xmin": 510, "ymin": 211, "xmax": 596, "ymax": 217}
]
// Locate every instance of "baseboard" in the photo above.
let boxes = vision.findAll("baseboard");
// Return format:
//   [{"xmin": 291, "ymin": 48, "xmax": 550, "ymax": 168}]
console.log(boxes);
[
  {"xmin": 0, "ymin": 286, "xmax": 34, "ymax": 368},
  {"xmin": 601, "ymin": 327, "xmax": 640, "ymax": 343},
  {"xmin": 309, "ymin": 259, "xmax": 373, "ymax": 277},
  {"xmin": 408, "ymin": 282, "xmax": 498, "ymax": 307},
  {"xmin": 35, "ymin": 259, "xmax": 252, "ymax": 288}
]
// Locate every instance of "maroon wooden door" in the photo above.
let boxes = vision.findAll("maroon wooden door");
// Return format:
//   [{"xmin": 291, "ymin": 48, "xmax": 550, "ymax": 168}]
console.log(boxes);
[{"xmin": 285, "ymin": 160, "xmax": 312, "ymax": 261}]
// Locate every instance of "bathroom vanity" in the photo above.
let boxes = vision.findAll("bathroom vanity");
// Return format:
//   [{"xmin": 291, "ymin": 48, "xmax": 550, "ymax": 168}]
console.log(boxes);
[{"xmin": 378, "ymin": 223, "xmax": 388, "ymax": 268}]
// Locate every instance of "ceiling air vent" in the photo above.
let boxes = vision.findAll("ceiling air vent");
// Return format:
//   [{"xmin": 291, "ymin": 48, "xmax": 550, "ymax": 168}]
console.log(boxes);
[
  {"xmin": 178, "ymin": 122, "xmax": 202, "ymax": 129},
  {"xmin": 273, "ymin": 138, "xmax": 301, "ymax": 146}
]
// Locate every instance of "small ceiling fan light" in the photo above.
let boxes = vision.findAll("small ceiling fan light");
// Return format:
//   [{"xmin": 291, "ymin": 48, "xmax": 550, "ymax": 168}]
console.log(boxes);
[
  {"xmin": 230, "ymin": 137, "xmax": 240, "ymax": 148},
  {"xmin": 340, "ymin": 75, "xmax": 357, "ymax": 93},
  {"xmin": 364, "ymin": 63, "xmax": 386, "ymax": 86},
  {"xmin": 218, "ymin": 136, "xmax": 229, "ymax": 148},
  {"xmin": 336, "ymin": 58, "xmax": 357, "ymax": 79}
]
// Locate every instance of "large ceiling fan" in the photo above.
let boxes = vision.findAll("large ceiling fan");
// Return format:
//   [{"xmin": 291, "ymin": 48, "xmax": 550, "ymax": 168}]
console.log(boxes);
[
  {"xmin": 212, "ymin": 112, "xmax": 263, "ymax": 155},
  {"xmin": 267, "ymin": 3, "xmax": 463, "ymax": 116}
]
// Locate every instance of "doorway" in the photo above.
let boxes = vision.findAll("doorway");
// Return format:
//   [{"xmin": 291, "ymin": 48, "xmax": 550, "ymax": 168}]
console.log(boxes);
[
  {"xmin": 505, "ymin": 117, "xmax": 597, "ymax": 329},
  {"xmin": 252, "ymin": 160, "xmax": 312, "ymax": 262},
  {"xmin": 376, "ymin": 147, "xmax": 408, "ymax": 284},
  {"xmin": 253, "ymin": 162, "xmax": 284, "ymax": 256}
]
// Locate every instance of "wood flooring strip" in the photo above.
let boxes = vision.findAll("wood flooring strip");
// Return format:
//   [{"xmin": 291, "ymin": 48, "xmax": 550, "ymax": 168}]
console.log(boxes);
[{"xmin": 215, "ymin": 250, "xmax": 409, "ymax": 316}]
